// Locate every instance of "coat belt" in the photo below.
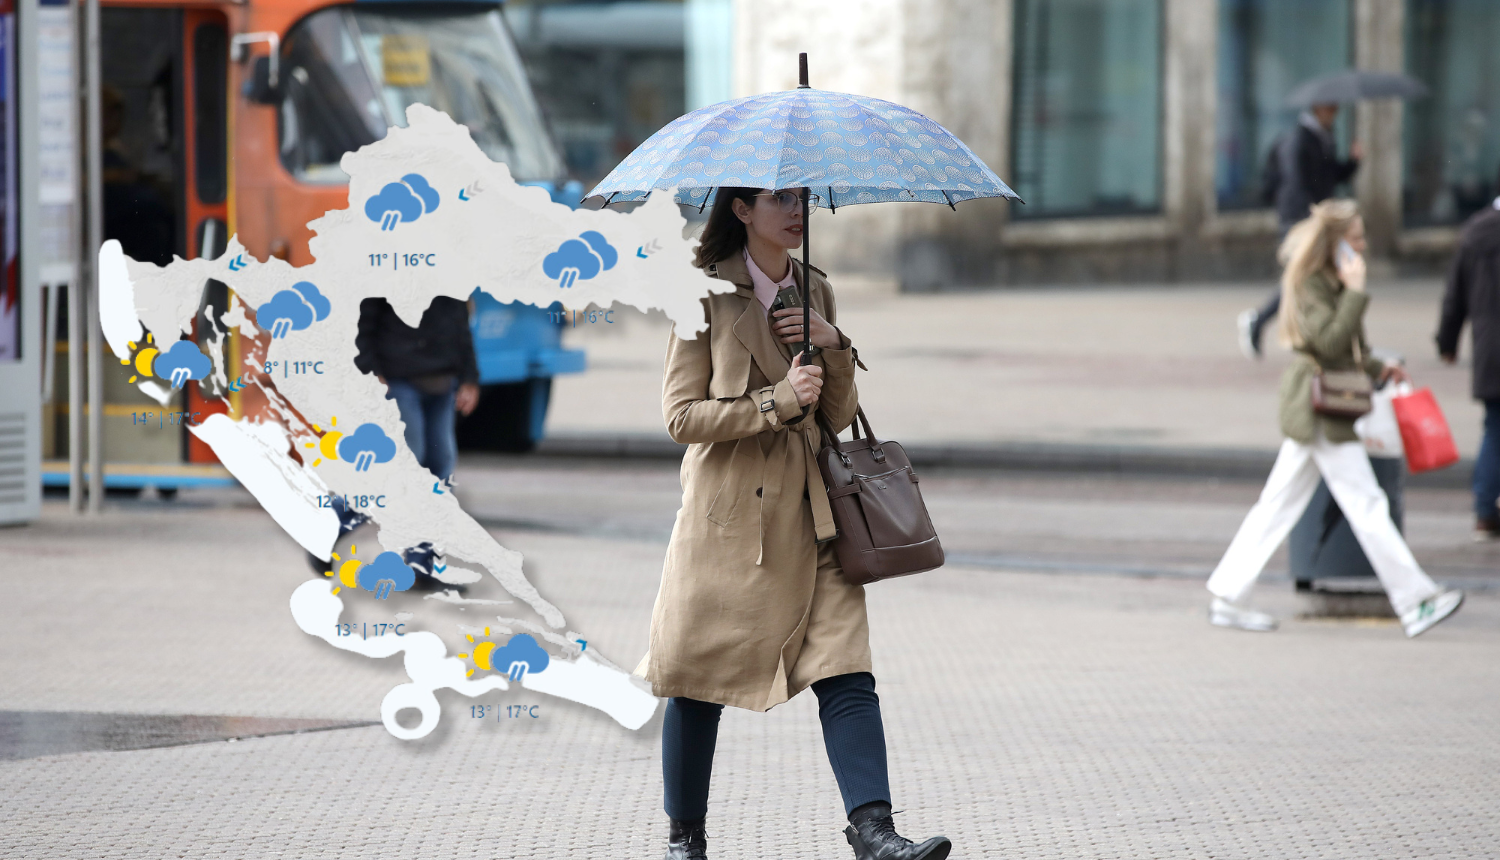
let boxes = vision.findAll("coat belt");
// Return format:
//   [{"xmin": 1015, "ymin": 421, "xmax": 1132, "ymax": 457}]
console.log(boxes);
[{"xmin": 755, "ymin": 420, "xmax": 836, "ymax": 565}]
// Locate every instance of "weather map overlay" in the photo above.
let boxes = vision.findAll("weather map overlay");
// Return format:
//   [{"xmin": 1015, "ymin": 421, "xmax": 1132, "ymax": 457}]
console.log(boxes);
[{"xmin": 97, "ymin": 105, "xmax": 729, "ymax": 740}]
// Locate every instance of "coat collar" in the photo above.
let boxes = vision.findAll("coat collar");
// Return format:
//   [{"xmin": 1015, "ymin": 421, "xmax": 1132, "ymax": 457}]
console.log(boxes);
[{"xmin": 704, "ymin": 253, "xmax": 826, "ymax": 383}]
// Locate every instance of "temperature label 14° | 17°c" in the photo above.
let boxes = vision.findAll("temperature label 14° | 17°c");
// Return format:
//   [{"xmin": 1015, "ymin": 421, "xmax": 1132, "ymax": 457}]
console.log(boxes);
[{"xmin": 370, "ymin": 253, "xmax": 436, "ymax": 270}]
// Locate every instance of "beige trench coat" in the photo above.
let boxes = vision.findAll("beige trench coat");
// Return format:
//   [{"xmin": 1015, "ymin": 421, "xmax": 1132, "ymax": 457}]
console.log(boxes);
[{"xmin": 635, "ymin": 253, "xmax": 871, "ymax": 711}]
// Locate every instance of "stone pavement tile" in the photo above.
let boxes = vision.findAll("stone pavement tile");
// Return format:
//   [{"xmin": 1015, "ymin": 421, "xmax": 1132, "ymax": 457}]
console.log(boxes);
[{"xmin": 4, "ymin": 548, "xmax": 1497, "ymax": 859}]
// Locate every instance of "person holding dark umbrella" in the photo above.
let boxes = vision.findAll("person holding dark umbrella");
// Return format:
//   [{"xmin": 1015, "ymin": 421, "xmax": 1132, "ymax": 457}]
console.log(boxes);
[{"xmin": 1238, "ymin": 70, "xmax": 1427, "ymax": 358}]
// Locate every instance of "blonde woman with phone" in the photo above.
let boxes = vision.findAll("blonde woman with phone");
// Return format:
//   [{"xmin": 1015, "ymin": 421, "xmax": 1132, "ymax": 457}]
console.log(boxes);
[{"xmin": 1207, "ymin": 199, "xmax": 1464, "ymax": 637}]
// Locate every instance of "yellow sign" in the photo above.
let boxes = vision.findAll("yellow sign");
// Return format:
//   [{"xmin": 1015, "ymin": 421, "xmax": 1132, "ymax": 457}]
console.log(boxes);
[{"xmin": 382, "ymin": 35, "xmax": 430, "ymax": 87}]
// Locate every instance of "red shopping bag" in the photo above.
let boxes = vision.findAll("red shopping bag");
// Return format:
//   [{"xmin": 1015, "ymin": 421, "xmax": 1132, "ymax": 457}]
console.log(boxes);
[{"xmin": 1391, "ymin": 387, "xmax": 1460, "ymax": 473}]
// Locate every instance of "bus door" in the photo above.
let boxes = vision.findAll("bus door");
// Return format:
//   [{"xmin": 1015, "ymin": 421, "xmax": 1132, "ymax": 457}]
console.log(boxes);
[{"xmin": 50, "ymin": 5, "xmax": 230, "ymax": 490}]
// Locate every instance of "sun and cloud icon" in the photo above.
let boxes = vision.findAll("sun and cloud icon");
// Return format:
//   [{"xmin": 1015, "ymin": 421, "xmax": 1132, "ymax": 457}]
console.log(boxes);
[
  {"xmin": 460, "ymin": 631, "xmax": 551, "ymax": 681},
  {"xmin": 302, "ymin": 416, "xmax": 397, "ymax": 471},
  {"xmin": 365, "ymin": 173, "xmax": 441, "ymax": 231},
  {"xmin": 256, "ymin": 281, "xmax": 331, "ymax": 339},
  {"xmin": 322, "ymin": 545, "xmax": 416, "ymax": 599},
  {"xmin": 121, "ymin": 334, "xmax": 212, "ymax": 388},
  {"xmin": 543, "ymin": 231, "xmax": 618, "ymax": 288}
]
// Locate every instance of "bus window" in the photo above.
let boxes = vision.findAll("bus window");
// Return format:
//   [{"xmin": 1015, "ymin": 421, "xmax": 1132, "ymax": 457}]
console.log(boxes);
[
  {"xmin": 193, "ymin": 23, "xmax": 228, "ymax": 204},
  {"xmin": 277, "ymin": 6, "xmax": 563, "ymax": 184}
]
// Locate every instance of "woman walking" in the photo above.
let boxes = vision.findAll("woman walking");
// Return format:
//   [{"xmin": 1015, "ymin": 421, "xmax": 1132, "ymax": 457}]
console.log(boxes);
[
  {"xmin": 637, "ymin": 186, "xmax": 951, "ymax": 860},
  {"xmin": 1208, "ymin": 199, "xmax": 1463, "ymax": 637}
]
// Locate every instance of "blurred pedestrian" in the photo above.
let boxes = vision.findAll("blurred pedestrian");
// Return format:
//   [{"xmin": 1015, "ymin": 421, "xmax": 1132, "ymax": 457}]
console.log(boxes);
[
  {"xmin": 1436, "ymin": 172, "xmax": 1500, "ymax": 541},
  {"xmin": 642, "ymin": 187, "xmax": 951, "ymax": 860},
  {"xmin": 317, "ymin": 295, "xmax": 480, "ymax": 585},
  {"xmin": 1239, "ymin": 103, "xmax": 1363, "ymax": 358},
  {"xmin": 1209, "ymin": 200, "xmax": 1463, "ymax": 637}
]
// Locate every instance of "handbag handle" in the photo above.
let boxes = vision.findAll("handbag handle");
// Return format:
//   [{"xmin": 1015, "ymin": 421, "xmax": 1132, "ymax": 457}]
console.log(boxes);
[{"xmin": 816, "ymin": 406, "xmax": 885, "ymax": 465}]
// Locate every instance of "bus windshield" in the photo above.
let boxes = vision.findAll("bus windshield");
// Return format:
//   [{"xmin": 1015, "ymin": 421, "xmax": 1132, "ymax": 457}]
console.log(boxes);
[{"xmin": 278, "ymin": 5, "xmax": 564, "ymax": 184}]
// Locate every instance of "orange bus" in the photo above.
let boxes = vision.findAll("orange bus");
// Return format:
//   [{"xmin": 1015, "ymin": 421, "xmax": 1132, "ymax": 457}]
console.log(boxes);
[{"xmin": 46, "ymin": 0, "xmax": 579, "ymax": 493}]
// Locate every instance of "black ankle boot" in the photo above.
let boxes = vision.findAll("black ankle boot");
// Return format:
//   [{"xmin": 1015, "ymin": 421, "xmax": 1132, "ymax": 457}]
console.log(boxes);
[
  {"xmin": 844, "ymin": 802, "xmax": 950, "ymax": 860},
  {"xmin": 664, "ymin": 817, "xmax": 707, "ymax": 860}
]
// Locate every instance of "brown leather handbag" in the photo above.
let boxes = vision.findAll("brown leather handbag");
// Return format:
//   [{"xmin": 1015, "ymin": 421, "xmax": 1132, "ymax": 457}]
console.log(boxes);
[
  {"xmin": 1309, "ymin": 339, "xmax": 1374, "ymax": 419},
  {"xmin": 816, "ymin": 407, "xmax": 944, "ymax": 585}
]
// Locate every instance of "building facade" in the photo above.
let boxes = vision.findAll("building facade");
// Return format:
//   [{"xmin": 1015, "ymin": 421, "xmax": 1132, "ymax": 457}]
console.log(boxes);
[{"xmin": 731, "ymin": 0, "xmax": 1500, "ymax": 287}]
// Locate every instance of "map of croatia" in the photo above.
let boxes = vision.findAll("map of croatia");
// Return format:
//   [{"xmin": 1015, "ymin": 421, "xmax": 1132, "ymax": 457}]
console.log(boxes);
[{"xmin": 98, "ymin": 105, "xmax": 725, "ymax": 739}]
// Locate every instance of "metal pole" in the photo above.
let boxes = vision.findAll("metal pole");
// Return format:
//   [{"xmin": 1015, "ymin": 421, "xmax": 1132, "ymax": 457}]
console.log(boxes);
[
  {"xmin": 84, "ymin": 0, "xmax": 103, "ymax": 512},
  {"xmin": 66, "ymin": 0, "xmax": 82, "ymax": 514}
]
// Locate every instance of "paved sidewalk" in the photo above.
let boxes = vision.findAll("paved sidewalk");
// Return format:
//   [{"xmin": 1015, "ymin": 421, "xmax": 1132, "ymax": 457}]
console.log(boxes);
[
  {"xmin": 3, "ymin": 497, "xmax": 1497, "ymax": 859},
  {"xmin": 546, "ymin": 278, "xmax": 1489, "ymax": 461}
]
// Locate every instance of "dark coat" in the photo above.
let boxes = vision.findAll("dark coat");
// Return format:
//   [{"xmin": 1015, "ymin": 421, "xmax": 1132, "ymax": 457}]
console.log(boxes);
[
  {"xmin": 353, "ymin": 296, "xmax": 479, "ymax": 385},
  {"xmin": 1276, "ymin": 122, "xmax": 1359, "ymax": 230},
  {"xmin": 1437, "ymin": 204, "xmax": 1500, "ymax": 401}
]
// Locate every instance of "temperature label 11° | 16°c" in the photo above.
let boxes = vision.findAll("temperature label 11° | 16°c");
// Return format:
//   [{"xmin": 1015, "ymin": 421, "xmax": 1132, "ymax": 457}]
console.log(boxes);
[{"xmin": 370, "ymin": 252, "xmax": 437, "ymax": 270}]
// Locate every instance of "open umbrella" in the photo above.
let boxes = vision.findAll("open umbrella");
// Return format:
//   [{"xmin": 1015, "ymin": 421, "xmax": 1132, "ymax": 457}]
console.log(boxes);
[
  {"xmin": 1286, "ymin": 70, "xmax": 1428, "ymax": 108},
  {"xmin": 586, "ymin": 53, "xmax": 1020, "ymax": 356}
]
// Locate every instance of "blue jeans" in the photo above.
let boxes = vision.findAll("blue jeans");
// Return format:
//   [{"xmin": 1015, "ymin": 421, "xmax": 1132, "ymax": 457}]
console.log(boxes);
[
  {"xmin": 1476, "ymin": 399, "xmax": 1500, "ymax": 520},
  {"xmin": 385, "ymin": 377, "xmax": 458, "ymax": 483}
]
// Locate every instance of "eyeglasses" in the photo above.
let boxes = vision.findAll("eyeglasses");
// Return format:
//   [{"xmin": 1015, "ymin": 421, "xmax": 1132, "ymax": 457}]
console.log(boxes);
[{"xmin": 754, "ymin": 189, "xmax": 823, "ymax": 214}]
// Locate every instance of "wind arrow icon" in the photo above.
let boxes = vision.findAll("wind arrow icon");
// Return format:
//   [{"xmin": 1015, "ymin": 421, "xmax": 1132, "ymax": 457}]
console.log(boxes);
[
  {"xmin": 228, "ymin": 254, "xmax": 247, "ymax": 272},
  {"xmin": 434, "ymin": 562, "xmax": 447, "ymax": 574},
  {"xmin": 432, "ymin": 481, "xmax": 444, "ymax": 495},
  {"xmin": 227, "ymin": 375, "xmax": 248, "ymax": 393},
  {"xmin": 635, "ymin": 239, "xmax": 662, "ymax": 259}
]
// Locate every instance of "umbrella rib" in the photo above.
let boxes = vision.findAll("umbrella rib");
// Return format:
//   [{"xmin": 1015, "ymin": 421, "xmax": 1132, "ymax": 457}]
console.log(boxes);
[
  {"xmin": 941, "ymin": 190, "xmax": 956, "ymax": 211},
  {"xmin": 828, "ymin": 186, "xmax": 835, "ymax": 214}
]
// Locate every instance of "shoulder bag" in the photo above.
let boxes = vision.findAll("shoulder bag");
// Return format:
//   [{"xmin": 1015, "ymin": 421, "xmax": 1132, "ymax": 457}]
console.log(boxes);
[
  {"xmin": 1309, "ymin": 337, "xmax": 1374, "ymax": 419},
  {"xmin": 815, "ymin": 407, "xmax": 944, "ymax": 585}
]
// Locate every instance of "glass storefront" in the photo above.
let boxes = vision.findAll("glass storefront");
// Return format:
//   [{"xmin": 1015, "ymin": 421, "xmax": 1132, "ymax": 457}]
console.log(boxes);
[
  {"xmin": 1404, "ymin": 0, "xmax": 1500, "ymax": 226},
  {"xmin": 1215, "ymin": 0, "xmax": 1351, "ymax": 211},
  {"xmin": 1011, "ymin": 0, "xmax": 1163, "ymax": 219}
]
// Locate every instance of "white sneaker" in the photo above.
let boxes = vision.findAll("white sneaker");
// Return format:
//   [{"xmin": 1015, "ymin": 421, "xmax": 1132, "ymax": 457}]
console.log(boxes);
[
  {"xmin": 1210, "ymin": 597, "xmax": 1279, "ymax": 632},
  {"xmin": 1400, "ymin": 590, "xmax": 1464, "ymax": 638}
]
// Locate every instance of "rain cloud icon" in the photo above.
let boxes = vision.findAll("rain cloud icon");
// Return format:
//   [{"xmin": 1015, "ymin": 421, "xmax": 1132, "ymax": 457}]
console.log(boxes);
[
  {"xmin": 543, "ymin": 231, "xmax": 618, "ymax": 288},
  {"xmin": 487, "ymin": 634, "xmax": 551, "ymax": 681},
  {"xmin": 256, "ymin": 281, "xmax": 330, "ymax": 339},
  {"xmin": 365, "ymin": 173, "xmax": 441, "ymax": 231},
  {"xmin": 358, "ymin": 551, "xmax": 416, "ymax": 600},
  {"xmin": 336, "ymin": 423, "xmax": 397, "ymax": 472},
  {"xmin": 152, "ymin": 340, "xmax": 212, "ymax": 389}
]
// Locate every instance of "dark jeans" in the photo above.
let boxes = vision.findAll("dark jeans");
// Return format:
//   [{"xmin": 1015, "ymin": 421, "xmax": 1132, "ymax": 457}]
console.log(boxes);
[
  {"xmin": 1256, "ymin": 290, "xmax": 1282, "ymax": 325},
  {"xmin": 1477, "ymin": 399, "xmax": 1500, "ymax": 520},
  {"xmin": 386, "ymin": 377, "xmax": 459, "ymax": 483},
  {"xmin": 332, "ymin": 379, "xmax": 458, "ymax": 569},
  {"xmin": 662, "ymin": 672, "xmax": 891, "ymax": 820}
]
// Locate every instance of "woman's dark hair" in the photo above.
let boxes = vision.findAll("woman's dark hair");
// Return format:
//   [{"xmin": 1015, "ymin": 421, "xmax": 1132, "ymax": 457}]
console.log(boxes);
[{"xmin": 693, "ymin": 187, "xmax": 762, "ymax": 269}]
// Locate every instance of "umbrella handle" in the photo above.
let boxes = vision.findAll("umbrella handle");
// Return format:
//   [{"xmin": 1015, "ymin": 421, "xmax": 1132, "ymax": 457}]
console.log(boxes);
[{"xmin": 802, "ymin": 188, "xmax": 812, "ymax": 357}]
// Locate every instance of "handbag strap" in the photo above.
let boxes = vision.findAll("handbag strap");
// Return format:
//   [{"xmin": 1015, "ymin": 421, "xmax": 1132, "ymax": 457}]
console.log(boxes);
[{"xmin": 815, "ymin": 406, "xmax": 885, "ymax": 466}]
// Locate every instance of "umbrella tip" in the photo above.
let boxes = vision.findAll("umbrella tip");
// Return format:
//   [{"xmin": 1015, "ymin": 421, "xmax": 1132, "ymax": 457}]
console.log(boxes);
[{"xmin": 798, "ymin": 53, "xmax": 809, "ymax": 88}]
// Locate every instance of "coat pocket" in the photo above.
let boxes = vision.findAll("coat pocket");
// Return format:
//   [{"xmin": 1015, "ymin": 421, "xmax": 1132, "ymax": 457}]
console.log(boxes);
[{"xmin": 705, "ymin": 437, "xmax": 758, "ymax": 528}]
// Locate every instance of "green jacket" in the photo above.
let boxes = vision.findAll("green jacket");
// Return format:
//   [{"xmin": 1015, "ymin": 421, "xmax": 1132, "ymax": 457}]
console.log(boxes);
[{"xmin": 1278, "ymin": 269, "xmax": 1387, "ymax": 444}]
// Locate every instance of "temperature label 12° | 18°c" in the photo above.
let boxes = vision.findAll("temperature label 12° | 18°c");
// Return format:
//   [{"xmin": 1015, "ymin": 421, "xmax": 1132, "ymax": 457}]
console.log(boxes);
[{"xmin": 370, "ymin": 252, "xmax": 437, "ymax": 270}]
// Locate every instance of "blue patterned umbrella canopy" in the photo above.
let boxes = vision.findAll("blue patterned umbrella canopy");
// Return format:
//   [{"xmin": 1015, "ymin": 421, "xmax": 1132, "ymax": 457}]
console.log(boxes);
[{"xmin": 586, "ymin": 88, "xmax": 1020, "ymax": 210}]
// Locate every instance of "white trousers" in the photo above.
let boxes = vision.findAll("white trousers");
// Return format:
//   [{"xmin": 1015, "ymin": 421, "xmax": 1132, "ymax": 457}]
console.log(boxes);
[{"xmin": 1207, "ymin": 436, "xmax": 1440, "ymax": 616}]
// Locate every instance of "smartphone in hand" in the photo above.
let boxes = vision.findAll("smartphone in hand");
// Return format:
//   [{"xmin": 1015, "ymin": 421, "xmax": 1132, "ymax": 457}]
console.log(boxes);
[
  {"xmin": 769, "ymin": 284, "xmax": 803, "ymax": 313},
  {"xmin": 1336, "ymin": 240, "xmax": 1359, "ymax": 268}
]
